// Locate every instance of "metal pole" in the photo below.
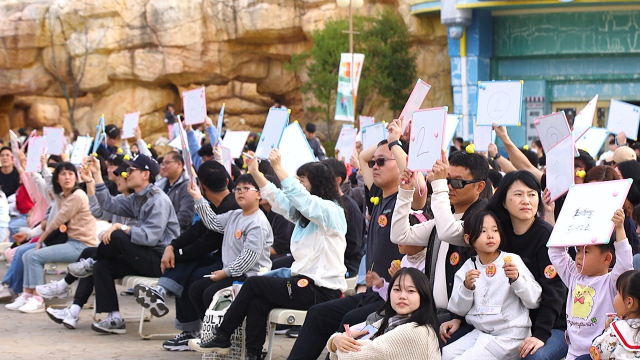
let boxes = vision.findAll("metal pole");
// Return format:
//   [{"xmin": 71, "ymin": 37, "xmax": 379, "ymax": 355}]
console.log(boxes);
[{"xmin": 349, "ymin": 1, "xmax": 356, "ymax": 125}]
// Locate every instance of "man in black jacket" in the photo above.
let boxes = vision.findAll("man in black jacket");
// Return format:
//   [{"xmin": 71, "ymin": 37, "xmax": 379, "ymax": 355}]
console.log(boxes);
[{"xmin": 133, "ymin": 160, "xmax": 239, "ymax": 351}]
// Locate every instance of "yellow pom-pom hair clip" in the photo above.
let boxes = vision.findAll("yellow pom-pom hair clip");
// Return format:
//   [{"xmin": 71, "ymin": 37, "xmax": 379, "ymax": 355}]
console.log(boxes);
[
  {"xmin": 147, "ymin": 143, "xmax": 152, "ymax": 149},
  {"xmin": 92, "ymin": 152, "xmax": 98, "ymax": 157},
  {"xmin": 370, "ymin": 197, "xmax": 380, "ymax": 206},
  {"xmin": 123, "ymin": 154, "xmax": 130, "ymax": 161},
  {"xmin": 576, "ymin": 170, "xmax": 586, "ymax": 179},
  {"xmin": 465, "ymin": 144, "xmax": 475, "ymax": 154},
  {"xmin": 117, "ymin": 148, "xmax": 123, "ymax": 154},
  {"xmin": 120, "ymin": 172, "xmax": 128, "ymax": 179},
  {"xmin": 523, "ymin": 144, "xmax": 529, "ymax": 151}
]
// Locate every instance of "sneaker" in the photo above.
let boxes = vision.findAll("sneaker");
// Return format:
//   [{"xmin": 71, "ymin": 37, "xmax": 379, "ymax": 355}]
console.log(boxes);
[
  {"xmin": 163, "ymin": 331, "xmax": 198, "ymax": 351},
  {"xmin": 36, "ymin": 281, "xmax": 70, "ymax": 299},
  {"xmin": 134, "ymin": 284, "xmax": 169, "ymax": 318},
  {"xmin": 0, "ymin": 284, "xmax": 13, "ymax": 301},
  {"xmin": 18, "ymin": 296, "xmax": 45, "ymax": 313},
  {"xmin": 91, "ymin": 317, "xmax": 126, "ymax": 334},
  {"xmin": 46, "ymin": 307, "xmax": 79, "ymax": 329},
  {"xmin": 188, "ymin": 333, "xmax": 231, "ymax": 354},
  {"xmin": 286, "ymin": 326, "xmax": 301, "ymax": 338},
  {"xmin": 68, "ymin": 258, "xmax": 95, "ymax": 278},
  {"xmin": 5, "ymin": 293, "xmax": 30, "ymax": 311}
]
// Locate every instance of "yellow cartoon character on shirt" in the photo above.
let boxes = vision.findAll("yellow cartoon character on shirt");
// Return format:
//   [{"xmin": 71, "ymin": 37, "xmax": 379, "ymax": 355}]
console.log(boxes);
[{"xmin": 571, "ymin": 284, "xmax": 595, "ymax": 320}]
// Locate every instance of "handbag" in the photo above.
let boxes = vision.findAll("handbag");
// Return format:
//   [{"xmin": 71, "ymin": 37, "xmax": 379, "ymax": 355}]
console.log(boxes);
[{"xmin": 43, "ymin": 227, "xmax": 68, "ymax": 247}]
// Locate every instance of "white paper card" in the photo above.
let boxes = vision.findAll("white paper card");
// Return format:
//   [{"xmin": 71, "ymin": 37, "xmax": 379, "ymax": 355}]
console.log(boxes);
[
  {"xmin": 361, "ymin": 123, "xmax": 386, "ymax": 152},
  {"xmin": 473, "ymin": 124, "xmax": 496, "ymax": 152},
  {"xmin": 255, "ymin": 108, "xmax": 289, "ymax": 159},
  {"xmin": 359, "ymin": 116, "xmax": 375, "ymax": 129},
  {"xmin": 222, "ymin": 131, "xmax": 251, "ymax": 159},
  {"xmin": 400, "ymin": 79, "xmax": 431, "ymax": 132},
  {"xmin": 547, "ymin": 179, "xmax": 632, "ymax": 247},
  {"xmin": 279, "ymin": 122, "xmax": 317, "ymax": 176},
  {"xmin": 121, "ymin": 112, "xmax": 140, "ymax": 139},
  {"xmin": 407, "ymin": 107, "xmax": 446, "ymax": 172},
  {"xmin": 575, "ymin": 127, "xmax": 610, "ymax": 159},
  {"xmin": 545, "ymin": 134, "xmax": 575, "ymax": 202},
  {"xmin": 608, "ymin": 99, "xmax": 640, "ymax": 140},
  {"xmin": 25, "ymin": 136, "xmax": 45, "ymax": 173},
  {"xmin": 476, "ymin": 80, "xmax": 523, "ymax": 126},
  {"xmin": 43, "ymin": 127, "xmax": 65, "ymax": 156},
  {"xmin": 182, "ymin": 87, "xmax": 207, "ymax": 125},
  {"xmin": 572, "ymin": 95, "xmax": 598, "ymax": 139},
  {"xmin": 70, "ymin": 136, "xmax": 92, "ymax": 165},
  {"xmin": 221, "ymin": 146, "xmax": 232, "ymax": 176},
  {"xmin": 444, "ymin": 115, "xmax": 462, "ymax": 152},
  {"xmin": 534, "ymin": 112, "xmax": 571, "ymax": 152},
  {"xmin": 336, "ymin": 128, "xmax": 358, "ymax": 163}
]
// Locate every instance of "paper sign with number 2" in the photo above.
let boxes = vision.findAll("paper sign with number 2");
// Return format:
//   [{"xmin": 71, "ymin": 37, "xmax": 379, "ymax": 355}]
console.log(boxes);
[{"xmin": 407, "ymin": 107, "xmax": 447, "ymax": 172}]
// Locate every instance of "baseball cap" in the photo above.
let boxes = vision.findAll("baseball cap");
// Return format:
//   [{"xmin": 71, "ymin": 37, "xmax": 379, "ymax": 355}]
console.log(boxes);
[
  {"xmin": 105, "ymin": 124, "xmax": 120, "ymax": 139},
  {"xmin": 113, "ymin": 163, "xmax": 129, "ymax": 178},
  {"xmin": 123, "ymin": 154, "xmax": 160, "ymax": 178},
  {"xmin": 606, "ymin": 146, "xmax": 637, "ymax": 163}
]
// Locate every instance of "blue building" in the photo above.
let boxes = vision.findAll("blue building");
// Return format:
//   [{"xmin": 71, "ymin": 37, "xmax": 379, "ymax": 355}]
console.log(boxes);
[{"xmin": 411, "ymin": 0, "xmax": 640, "ymax": 147}]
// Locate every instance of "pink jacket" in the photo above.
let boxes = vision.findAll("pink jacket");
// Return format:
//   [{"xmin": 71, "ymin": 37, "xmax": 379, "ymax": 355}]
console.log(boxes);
[{"xmin": 19, "ymin": 171, "xmax": 47, "ymax": 227}]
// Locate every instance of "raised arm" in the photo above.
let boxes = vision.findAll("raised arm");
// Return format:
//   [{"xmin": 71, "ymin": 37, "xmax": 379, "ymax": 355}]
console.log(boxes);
[
  {"xmin": 493, "ymin": 124, "xmax": 542, "ymax": 182},
  {"xmin": 488, "ymin": 143, "xmax": 517, "ymax": 173},
  {"xmin": 358, "ymin": 144, "xmax": 377, "ymax": 190},
  {"xmin": 389, "ymin": 169, "xmax": 435, "ymax": 246},
  {"xmin": 387, "ymin": 118, "xmax": 427, "ymax": 210}
]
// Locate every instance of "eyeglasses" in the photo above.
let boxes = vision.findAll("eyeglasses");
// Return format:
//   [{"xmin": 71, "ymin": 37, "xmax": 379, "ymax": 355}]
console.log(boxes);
[
  {"xmin": 161, "ymin": 161, "xmax": 175, "ymax": 167},
  {"xmin": 447, "ymin": 178, "xmax": 484, "ymax": 189},
  {"xmin": 235, "ymin": 186, "xmax": 259, "ymax": 194},
  {"xmin": 367, "ymin": 158, "xmax": 394, "ymax": 169}
]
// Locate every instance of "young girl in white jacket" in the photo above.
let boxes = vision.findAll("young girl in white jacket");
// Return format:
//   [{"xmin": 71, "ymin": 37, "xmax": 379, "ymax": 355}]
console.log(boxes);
[{"xmin": 443, "ymin": 210, "xmax": 542, "ymax": 359}]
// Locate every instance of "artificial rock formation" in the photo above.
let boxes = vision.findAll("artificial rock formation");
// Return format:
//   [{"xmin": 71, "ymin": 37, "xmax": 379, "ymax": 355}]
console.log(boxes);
[{"xmin": 0, "ymin": 0, "xmax": 451, "ymax": 145}]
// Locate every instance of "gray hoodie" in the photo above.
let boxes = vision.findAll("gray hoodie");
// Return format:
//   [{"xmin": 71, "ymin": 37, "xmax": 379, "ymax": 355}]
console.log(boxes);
[{"xmin": 154, "ymin": 171, "xmax": 194, "ymax": 232}]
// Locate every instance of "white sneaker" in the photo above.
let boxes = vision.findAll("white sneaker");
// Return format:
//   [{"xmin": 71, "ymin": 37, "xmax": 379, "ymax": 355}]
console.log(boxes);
[
  {"xmin": 18, "ymin": 296, "xmax": 45, "ymax": 313},
  {"xmin": 46, "ymin": 307, "xmax": 79, "ymax": 329},
  {"xmin": 5, "ymin": 293, "xmax": 30, "ymax": 311},
  {"xmin": 0, "ymin": 284, "xmax": 12, "ymax": 300},
  {"xmin": 36, "ymin": 281, "xmax": 70, "ymax": 299}
]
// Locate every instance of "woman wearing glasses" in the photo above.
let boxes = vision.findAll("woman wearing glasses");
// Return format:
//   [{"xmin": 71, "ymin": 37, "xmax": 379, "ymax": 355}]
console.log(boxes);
[{"xmin": 189, "ymin": 149, "xmax": 347, "ymax": 360}]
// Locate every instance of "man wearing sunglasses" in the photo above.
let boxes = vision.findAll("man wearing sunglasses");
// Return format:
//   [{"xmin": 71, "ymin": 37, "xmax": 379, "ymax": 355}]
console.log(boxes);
[{"xmin": 155, "ymin": 151, "xmax": 194, "ymax": 232}]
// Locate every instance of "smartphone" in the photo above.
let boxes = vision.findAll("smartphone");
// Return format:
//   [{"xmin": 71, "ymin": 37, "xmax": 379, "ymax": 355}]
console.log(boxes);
[{"xmin": 354, "ymin": 324, "xmax": 378, "ymax": 340}]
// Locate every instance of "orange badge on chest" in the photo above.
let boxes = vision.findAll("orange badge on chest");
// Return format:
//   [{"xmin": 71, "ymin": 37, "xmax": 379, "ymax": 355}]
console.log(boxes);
[
  {"xmin": 450, "ymin": 252, "xmax": 460, "ymax": 266},
  {"xmin": 377, "ymin": 214, "xmax": 388, "ymax": 227},
  {"xmin": 589, "ymin": 346, "xmax": 601, "ymax": 360},
  {"xmin": 234, "ymin": 230, "xmax": 242, "ymax": 239},
  {"xmin": 297, "ymin": 279, "xmax": 309, "ymax": 288},
  {"xmin": 486, "ymin": 263, "xmax": 497, "ymax": 277},
  {"xmin": 544, "ymin": 265, "xmax": 557, "ymax": 279},
  {"xmin": 58, "ymin": 224, "xmax": 67, "ymax": 233}
]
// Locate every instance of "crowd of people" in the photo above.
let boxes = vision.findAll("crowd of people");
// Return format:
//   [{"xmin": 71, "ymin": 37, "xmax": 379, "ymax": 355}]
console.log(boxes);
[{"xmin": 1, "ymin": 105, "xmax": 640, "ymax": 360}]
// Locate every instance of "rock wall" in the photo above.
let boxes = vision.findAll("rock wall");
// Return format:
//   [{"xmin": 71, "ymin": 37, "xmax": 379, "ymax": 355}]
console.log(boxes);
[{"xmin": 0, "ymin": 0, "xmax": 451, "ymax": 145}]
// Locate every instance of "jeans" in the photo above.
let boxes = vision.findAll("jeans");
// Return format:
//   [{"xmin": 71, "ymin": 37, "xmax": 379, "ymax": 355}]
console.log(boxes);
[
  {"xmin": 23, "ymin": 240, "xmax": 88, "ymax": 288},
  {"xmin": 633, "ymin": 253, "xmax": 640, "ymax": 270},
  {"xmin": 2, "ymin": 242, "xmax": 37, "ymax": 293},
  {"xmin": 9, "ymin": 214, "xmax": 28, "ymax": 239},
  {"xmin": 523, "ymin": 329, "xmax": 569, "ymax": 360}
]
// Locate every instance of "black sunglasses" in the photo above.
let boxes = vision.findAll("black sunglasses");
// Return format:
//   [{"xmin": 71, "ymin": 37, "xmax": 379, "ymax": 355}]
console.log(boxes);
[
  {"xmin": 367, "ymin": 158, "xmax": 393, "ymax": 169},
  {"xmin": 447, "ymin": 178, "xmax": 484, "ymax": 189}
]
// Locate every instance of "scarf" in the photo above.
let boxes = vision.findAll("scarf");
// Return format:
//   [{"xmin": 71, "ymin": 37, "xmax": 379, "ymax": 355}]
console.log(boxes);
[
  {"xmin": 384, "ymin": 314, "xmax": 411, "ymax": 334},
  {"xmin": 406, "ymin": 248, "xmax": 428, "ymax": 267}
]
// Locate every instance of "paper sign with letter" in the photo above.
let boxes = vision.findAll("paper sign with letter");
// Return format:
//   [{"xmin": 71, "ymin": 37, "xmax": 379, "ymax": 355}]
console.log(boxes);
[
  {"xmin": 400, "ymin": 79, "xmax": 432, "ymax": 132},
  {"xmin": 545, "ymin": 134, "xmax": 575, "ymax": 202},
  {"xmin": 361, "ymin": 123, "xmax": 386, "ymax": 152},
  {"xmin": 182, "ymin": 87, "xmax": 207, "ymax": 125},
  {"xmin": 43, "ymin": 127, "xmax": 65, "ymax": 155},
  {"xmin": 534, "ymin": 112, "xmax": 571, "ymax": 152},
  {"xmin": 70, "ymin": 136, "xmax": 92, "ymax": 165},
  {"xmin": 476, "ymin": 80, "xmax": 524, "ymax": 126},
  {"xmin": 222, "ymin": 131, "xmax": 251, "ymax": 159},
  {"xmin": 25, "ymin": 136, "xmax": 45, "ymax": 173},
  {"xmin": 572, "ymin": 95, "xmax": 598, "ymax": 140},
  {"xmin": 221, "ymin": 146, "xmax": 232, "ymax": 176},
  {"xmin": 444, "ymin": 115, "xmax": 462, "ymax": 152},
  {"xmin": 407, "ymin": 107, "xmax": 447, "ymax": 172},
  {"xmin": 473, "ymin": 124, "xmax": 495, "ymax": 152},
  {"xmin": 335, "ymin": 128, "xmax": 357, "ymax": 164},
  {"xmin": 255, "ymin": 108, "xmax": 289, "ymax": 159},
  {"xmin": 608, "ymin": 99, "xmax": 640, "ymax": 140},
  {"xmin": 216, "ymin": 103, "xmax": 225, "ymax": 144},
  {"xmin": 279, "ymin": 122, "xmax": 316, "ymax": 176},
  {"xmin": 547, "ymin": 179, "xmax": 632, "ymax": 247},
  {"xmin": 121, "ymin": 112, "xmax": 140, "ymax": 139},
  {"xmin": 575, "ymin": 127, "xmax": 610, "ymax": 159}
]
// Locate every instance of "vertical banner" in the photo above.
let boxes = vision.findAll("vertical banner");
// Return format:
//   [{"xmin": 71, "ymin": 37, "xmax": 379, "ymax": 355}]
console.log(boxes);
[{"xmin": 335, "ymin": 53, "xmax": 365, "ymax": 122}]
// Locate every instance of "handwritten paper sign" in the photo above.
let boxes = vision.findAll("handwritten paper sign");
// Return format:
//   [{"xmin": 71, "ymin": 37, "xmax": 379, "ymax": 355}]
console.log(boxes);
[
  {"xmin": 476, "ymin": 80, "xmax": 523, "ymax": 126},
  {"xmin": 473, "ymin": 124, "xmax": 496, "ymax": 152},
  {"xmin": 92, "ymin": 115, "xmax": 105, "ymax": 154},
  {"xmin": 400, "ymin": 79, "xmax": 432, "ymax": 132},
  {"xmin": 70, "ymin": 136, "xmax": 92, "ymax": 165},
  {"xmin": 335, "ymin": 127, "xmax": 358, "ymax": 163},
  {"xmin": 182, "ymin": 87, "xmax": 207, "ymax": 125},
  {"xmin": 575, "ymin": 127, "xmax": 610, "ymax": 159},
  {"xmin": 25, "ymin": 136, "xmax": 45, "ymax": 173},
  {"xmin": 121, "ymin": 112, "xmax": 140, "ymax": 139},
  {"xmin": 176, "ymin": 115, "xmax": 194, "ymax": 182},
  {"xmin": 572, "ymin": 95, "xmax": 598, "ymax": 140},
  {"xmin": 361, "ymin": 122, "xmax": 386, "ymax": 152},
  {"xmin": 8, "ymin": 130, "xmax": 21, "ymax": 168},
  {"xmin": 608, "ymin": 99, "xmax": 640, "ymax": 141},
  {"xmin": 545, "ymin": 134, "xmax": 575, "ymax": 202},
  {"xmin": 221, "ymin": 146, "xmax": 232, "ymax": 176},
  {"xmin": 534, "ymin": 111, "xmax": 571, "ymax": 152},
  {"xmin": 43, "ymin": 127, "xmax": 65, "ymax": 156},
  {"xmin": 359, "ymin": 116, "xmax": 375, "ymax": 130},
  {"xmin": 547, "ymin": 179, "xmax": 633, "ymax": 247},
  {"xmin": 407, "ymin": 107, "xmax": 447, "ymax": 172},
  {"xmin": 444, "ymin": 115, "xmax": 462, "ymax": 152},
  {"xmin": 255, "ymin": 108, "xmax": 289, "ymax": 159},
  {"xmin": 222, "ymin": 131, "xmax": 251, "ymax": 159},
  {"xmin": 279, "ymin": 122, "xmax": 317, "ymax": 176}
]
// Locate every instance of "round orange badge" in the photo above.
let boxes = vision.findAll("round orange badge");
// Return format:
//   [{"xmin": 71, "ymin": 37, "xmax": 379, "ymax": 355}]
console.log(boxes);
[
  {"xmin": 544, "ymin": 265, "xmax": 557, "ymax": 279},
  {"xmin": 589, "ymin": 346, "xmax": 600, "ymax": 360},
  {"xmin": 58, "ymin": 224, "xmax": 67, "ymax": 233},
  {"xmin": 297, "ymin": 279, "xmax": 309, "ymax": 288},
  {"xmin": 377, "ymin": 214, "xmax": 388, "ymax": 227},
  {"xmin": 450, "ymin": 252, "xmax": 460, "ymax": 266},
  {"xmin": 234, "ymin": 230, "xmax": 242, "ymax": 239},
  {"xmin": 486, "ymin": 263, "xmax": 497, "ymax": 277}
]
